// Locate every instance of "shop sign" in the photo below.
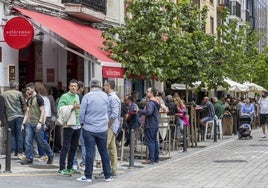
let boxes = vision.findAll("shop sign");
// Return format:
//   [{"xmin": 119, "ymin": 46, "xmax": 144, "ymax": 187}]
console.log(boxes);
[
  {"xmin": 102, "ymin": 67, "xmax": 125, "ymax": 78},
  {"xmin": 4, "ymin": 17, "xmax": 34, "ymax": 49}
]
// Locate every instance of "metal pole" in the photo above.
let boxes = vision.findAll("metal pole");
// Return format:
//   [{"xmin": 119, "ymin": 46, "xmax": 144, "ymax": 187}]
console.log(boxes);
[
  {"xmin": 129, "ymin": 129, "xmax": 135, "ymax": 168},
  {"xmin": 214, "ymin": 119, "xmax": 217, "ymax": 142},
  {"xmin": 4, "ymin": 128, "xmax": 11, "ymax": 173},
  {"xmin": 183, "ymin": 126, "xmax": 187, "ymax": 152}
]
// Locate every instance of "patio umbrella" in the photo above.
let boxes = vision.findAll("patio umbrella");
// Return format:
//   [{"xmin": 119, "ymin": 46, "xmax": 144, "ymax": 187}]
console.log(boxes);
[
  {"xmin": 243, "ymin": 82, "xmax": 265, "ymax": 93},
  {"xmin": 224, "ymin": 78, "xmax": 249, "ymax": 92}
]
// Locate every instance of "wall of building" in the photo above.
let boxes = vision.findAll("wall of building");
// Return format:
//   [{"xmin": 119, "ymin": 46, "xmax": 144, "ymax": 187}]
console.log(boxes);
[
  {"xmin": 106, "ymin": 0, "xmax": 124, "ymax": 26},
  {"xmin": 41, "ymin": 30, "xmax": 67, "ymax": 88},
  {"xmin": 0, "ymin": 2, "xmax": 19, "ymax": 91},
  {"xmin": 254, "ymin": 0, "xmax": 268, "ymax": 51},
  {"xmin": 201, "ymin": 0, "xmax": 217, "ymax": 35}
]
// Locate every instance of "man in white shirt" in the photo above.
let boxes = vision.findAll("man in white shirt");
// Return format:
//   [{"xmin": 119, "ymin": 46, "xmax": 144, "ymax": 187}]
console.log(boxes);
[{"xmin": 258, "ymin": 91, "xmax": 268, "ymax": 138}]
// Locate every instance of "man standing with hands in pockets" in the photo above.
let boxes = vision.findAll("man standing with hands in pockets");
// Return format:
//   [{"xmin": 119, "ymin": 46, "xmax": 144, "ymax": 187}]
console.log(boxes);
[
  {"xmin": 137, "ymin": 87, "xmax": 160, "ymax": 165},
  {"xmin": 104, "ymin": 79, "xmax": 121, "ymax": 177},
  {"xmin": 57, "ymin": 79, "xmax": 81, "ymax": 176},
  {"xmin": 77, "ymin": 78, "xmax": 112, "ymax": 182}
]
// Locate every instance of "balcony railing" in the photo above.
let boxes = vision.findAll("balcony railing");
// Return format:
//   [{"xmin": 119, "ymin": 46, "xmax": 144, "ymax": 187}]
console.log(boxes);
[{"xmin": 62, "ymin": 0, "xmax": 107, "ymax": 13}]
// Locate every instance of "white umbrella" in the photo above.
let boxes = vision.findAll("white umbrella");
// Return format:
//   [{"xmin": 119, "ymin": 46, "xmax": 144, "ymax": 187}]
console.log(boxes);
[
  {"xmin": 171, "ymin": 81, "xmax": 206, "ymax": 90},
  {"xmin": 224, "ymin": 78, "xmax": 249, "ymax": 92},
  {"xmin": 243, "ymin": 82, "xmax": 265, "ymax": 93},
  {"xmin": 171, "ymin": 84, "xmax": 186, "ymax": 90}
]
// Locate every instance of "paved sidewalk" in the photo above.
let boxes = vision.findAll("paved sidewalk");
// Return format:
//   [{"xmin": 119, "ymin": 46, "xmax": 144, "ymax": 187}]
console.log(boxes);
[
  {"xmin": 2, "ymin": 128, "xmax": 266, "ymax": 188},
  {"xmin": 87, "ymin": 127, "xmax": 268, "ymax": 188},
  {"xmin": 0, "ymin": 130, "xmax": 236, "ymax": 175}
]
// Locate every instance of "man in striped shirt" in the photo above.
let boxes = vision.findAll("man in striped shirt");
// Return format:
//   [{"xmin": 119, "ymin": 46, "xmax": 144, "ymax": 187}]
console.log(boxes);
[{"xmin": 200, "ymin": 97, "xmax": 215, "ymax": 127}]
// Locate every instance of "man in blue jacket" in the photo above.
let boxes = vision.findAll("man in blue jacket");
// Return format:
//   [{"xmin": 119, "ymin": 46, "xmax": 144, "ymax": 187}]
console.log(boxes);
[{"xmin": 137, "ymin": 87, "xmax": 160, "ymax": 164}]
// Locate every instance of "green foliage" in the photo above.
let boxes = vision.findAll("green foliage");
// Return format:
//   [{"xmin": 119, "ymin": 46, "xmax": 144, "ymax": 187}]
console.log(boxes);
[{"xmin": 102, "ymin": 0, "xmax": 266, "ymax": 90}]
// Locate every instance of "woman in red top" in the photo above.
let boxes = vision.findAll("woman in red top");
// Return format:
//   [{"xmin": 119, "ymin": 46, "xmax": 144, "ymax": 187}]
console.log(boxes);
[{"xmin": 174, "ymin": 96, "xmax": 189, "ymax": 139}]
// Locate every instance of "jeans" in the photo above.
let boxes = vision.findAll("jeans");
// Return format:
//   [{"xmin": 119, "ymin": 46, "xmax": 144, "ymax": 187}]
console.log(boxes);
[
  {"xmin": 25, "ymin": 123, "xmax": 54, "ymax": 161},
  {"xmin": 175, "ymin": 117, "xmax": 185, "ymax": 139},
  {"xmin": 59, "ymin": 128, "xmax": 80, "ymax": 170},
  {"xmin": 73, "ymin": 128, "xmax": 86, "ymax": 166},
  {"xmin": 9, "ymin": 117, "xmax": 24, "ymax": 154},
  {"xmin": 144, "ymin": 128, "xmax": 159, "ymax": 163},
  {"xmin": 83, "ymin": 129, "xmax": 111, "ymax": 179},
  {"xmin": 37, "ymin": 130, "xmax": 48, "ymax": 156},
  {"xmin": 53, "ymin": 125, "xmax": 62, "ymax": 152}
]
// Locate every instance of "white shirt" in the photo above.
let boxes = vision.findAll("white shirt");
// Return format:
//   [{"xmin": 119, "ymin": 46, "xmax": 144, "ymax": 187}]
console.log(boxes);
[
  {"xmin": 258, "ymin": 97, "xmax": 268, "ymax": 114},
  {"xmin": 41, "ymin": 96, "xmax": 52, "ymax": 117}
]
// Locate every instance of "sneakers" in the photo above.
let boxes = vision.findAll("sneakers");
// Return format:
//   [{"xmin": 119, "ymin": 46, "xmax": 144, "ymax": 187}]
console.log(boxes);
[
  {"xmin": 38, "ymin": 156, "xmax": 48, "ymax": 162},
  {"xmin": 142, "ymin": 160, "xmax": 154, "ymax": 165},
  {"xmin": 21, "ymin": 160, "xmax": 33, "ymax": 165},
  {"xmin": 105, "ymin": 177, "xmax": 113, "ymax": 182},
  {"xmin": 57, "ymin": 169, "xmax": 72, "ymax": 176},
  {"xmin": 68, "ymin": 168, "xmax": 80, "ymax": 174},
  {"xmin": 18, "ymin": 154, "xmax": 26, "ymax": 161},
  {"xmin": 47, "ymin": 156, "xmax": 54, "ymax": 164},
  {"xmin": 262, "ymin": 135, "xmax": 266, "ymax": 138},
  {"xmin": 76, "ymin": 176, "xmax": 92, "ymax": 183}
]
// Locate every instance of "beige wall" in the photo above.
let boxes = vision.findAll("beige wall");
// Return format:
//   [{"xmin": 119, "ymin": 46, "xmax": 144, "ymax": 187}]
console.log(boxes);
[{"xmin": 199, "ymin": 0, "xmax": 216, "ymax": 35}]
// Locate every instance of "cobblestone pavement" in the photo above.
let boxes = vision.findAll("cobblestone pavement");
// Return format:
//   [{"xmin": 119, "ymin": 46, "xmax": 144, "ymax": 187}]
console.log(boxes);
[{"xmin": 1, "ymin": 128, "xmax": 268, "ymax": 188}]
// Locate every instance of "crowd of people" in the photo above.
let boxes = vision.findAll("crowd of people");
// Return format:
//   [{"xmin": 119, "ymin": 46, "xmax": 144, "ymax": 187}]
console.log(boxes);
[
  {"xmin": 196, "ymin": 92, "xmax": 268, "ymax": 139},
  {"xmin": 1, "ymin": 78, "xmax": 268, "ymax": 183}
]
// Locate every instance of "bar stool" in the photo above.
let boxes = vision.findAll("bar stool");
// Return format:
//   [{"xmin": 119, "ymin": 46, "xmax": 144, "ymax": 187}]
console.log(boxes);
[
  {"xmin": 204, "ymin": 119, "xmax": 214, "ymax": 141},
  {"xmin": 212, "ymin": 116, "xmax": 223, "ymax": 139}
]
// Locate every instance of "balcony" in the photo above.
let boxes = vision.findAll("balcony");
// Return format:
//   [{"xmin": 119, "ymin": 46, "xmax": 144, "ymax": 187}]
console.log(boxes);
[
  {"xmin": 62, "ymin": 0, "xmax": 107, "ymax": 22},
  {"xmin": 217, "ymin": 0, "xmax": 230, "ymax": 11}
]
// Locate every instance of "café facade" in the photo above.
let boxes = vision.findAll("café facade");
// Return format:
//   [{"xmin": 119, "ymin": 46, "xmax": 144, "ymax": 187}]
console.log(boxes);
[{"xmin": 0, "ymin": 1, "xmax": 128, "ymax": 95}]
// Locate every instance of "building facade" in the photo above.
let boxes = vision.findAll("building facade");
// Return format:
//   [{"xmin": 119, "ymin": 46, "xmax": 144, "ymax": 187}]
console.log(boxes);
[{"xmin": 0, "ymin": 0, "xmax": 125, "ymax": 94}]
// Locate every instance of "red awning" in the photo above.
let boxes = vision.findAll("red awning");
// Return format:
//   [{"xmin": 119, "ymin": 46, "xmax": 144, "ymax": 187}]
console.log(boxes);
[{"xmin": 13, "ymin": 7, "xmax": 117, "ymax": 64}]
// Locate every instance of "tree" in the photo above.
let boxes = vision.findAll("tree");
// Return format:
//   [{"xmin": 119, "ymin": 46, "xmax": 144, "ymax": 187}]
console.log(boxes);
[
  {"xmin": 103, "ymin": 0, "xmax": 180, "ymax": 81},
  {"xmin": 251, "ymin": 48, "xmax": 268, "ymax": 89},
  {"xmin": 102, "ymin": 0, "xmax": 266, "ymax": 91},
  {"xmin": 102, "ymin": 0, "xmax": 213, "ymax": 83}
]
